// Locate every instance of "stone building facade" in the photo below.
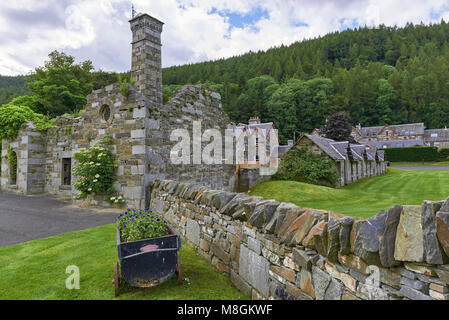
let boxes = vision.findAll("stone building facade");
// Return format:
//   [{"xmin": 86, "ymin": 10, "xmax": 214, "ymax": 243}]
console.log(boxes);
[
  {"xmin": 350, "ymin": 123, "xmax": 449, "ymax": 149},
  {"xmin": 1, "ymin": 12, "xmax": 236, "ymax": 208},
  {"xmin": 296, "ymin": 134, "xmax": 386, "ymax": 187}
]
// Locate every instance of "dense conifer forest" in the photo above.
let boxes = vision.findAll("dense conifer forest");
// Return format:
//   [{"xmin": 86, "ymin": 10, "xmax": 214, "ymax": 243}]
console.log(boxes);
[{"xmin": 3, "ymin": 21, "xmax": 449, "ymax": 143}]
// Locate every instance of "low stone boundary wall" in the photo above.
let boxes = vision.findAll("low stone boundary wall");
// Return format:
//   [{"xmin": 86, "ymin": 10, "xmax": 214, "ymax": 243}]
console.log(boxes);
[{"xmin": 150, "ymin": 179, "xmax": 449, "ymax": 300}]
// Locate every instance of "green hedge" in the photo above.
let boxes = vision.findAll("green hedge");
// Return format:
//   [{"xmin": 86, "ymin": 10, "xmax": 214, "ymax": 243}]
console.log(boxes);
[
  {"xmin": 379, "ymin": 146, "xmax": 441, "ymax": 162},
  {"xmin": 439, "ymin": 148, "xmax": 449, "ymax": 161}
]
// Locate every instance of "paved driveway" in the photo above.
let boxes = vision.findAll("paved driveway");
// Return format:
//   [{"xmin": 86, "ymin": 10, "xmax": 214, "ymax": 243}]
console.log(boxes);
[
  {"xmin": 390, "ymin": 165, "xmax": 449, "ymax": 170},
  {"xmin": 0, "ymin": 192, "xmax": 119, "ymax": 247}
]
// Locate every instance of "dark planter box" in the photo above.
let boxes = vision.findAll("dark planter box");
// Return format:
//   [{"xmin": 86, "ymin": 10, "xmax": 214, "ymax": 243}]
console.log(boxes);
[{"xmin": 116, "ymin": 223, "xmax": 181, "ymax": 287}]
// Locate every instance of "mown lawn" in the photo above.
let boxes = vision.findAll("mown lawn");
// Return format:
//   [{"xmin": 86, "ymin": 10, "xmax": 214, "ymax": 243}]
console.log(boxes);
[
  {"xmin": 390, "ymin": 161, "xmax": 449, "ymax": 166},
  {"xmin": 249, "ymin": 168, "xmax": 449, "ymax": 219},
  {"xmin": 0, "ymin": 224, "xmax": 248, "ymax": 300}
]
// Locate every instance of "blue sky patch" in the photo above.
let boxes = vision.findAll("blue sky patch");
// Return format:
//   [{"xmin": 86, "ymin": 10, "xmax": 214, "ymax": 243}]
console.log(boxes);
[
  {"xmin": 210, "ymin": 6, "xmax": 270, "ymax": 30},
  {"xmin": 338, "ymin": 18, "xmax": 360, "ymax": 31}
]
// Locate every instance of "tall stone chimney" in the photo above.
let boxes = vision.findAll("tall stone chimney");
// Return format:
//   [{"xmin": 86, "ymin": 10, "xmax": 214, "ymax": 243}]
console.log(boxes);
[{"xmin": 129, "ymin": 13, "xmax": 164, "ymax": 107}]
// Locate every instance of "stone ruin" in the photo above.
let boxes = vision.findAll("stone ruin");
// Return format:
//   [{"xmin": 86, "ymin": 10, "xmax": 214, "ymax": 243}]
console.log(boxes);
[{"xmin": 1, "ymin": 13, "xmax": 236, "ymax": 208}]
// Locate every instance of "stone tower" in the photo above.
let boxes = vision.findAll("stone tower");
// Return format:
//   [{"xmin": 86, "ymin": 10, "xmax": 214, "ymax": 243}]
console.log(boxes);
[{"xmin": 129, "ymin": 13, "xmax": 164, "ymax": 107}]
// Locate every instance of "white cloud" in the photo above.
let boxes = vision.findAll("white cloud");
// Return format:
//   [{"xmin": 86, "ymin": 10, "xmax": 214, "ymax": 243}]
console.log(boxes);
[{"xmin": 1, "ymin": 0, "xmax": 449, "ymax": 76}]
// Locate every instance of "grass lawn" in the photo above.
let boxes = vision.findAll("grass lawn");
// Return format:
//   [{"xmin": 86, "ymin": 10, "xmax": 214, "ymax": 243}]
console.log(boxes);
[
  {"xmin": 389, "ymin": 161, "xmax": 449, "ymax": 166},
  {"xmin": 0, "ymin": 224, "xmax": 248, "ymax": 300},
  {"xmin": 249, "ymin": 168, "xmax": 449, "ymax": 219}
]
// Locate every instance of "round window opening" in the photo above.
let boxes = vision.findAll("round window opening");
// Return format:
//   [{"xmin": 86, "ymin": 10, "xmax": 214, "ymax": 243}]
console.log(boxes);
[{"xmin": 101, "ymin": 105, "xmax": 111, "ymax": 122}]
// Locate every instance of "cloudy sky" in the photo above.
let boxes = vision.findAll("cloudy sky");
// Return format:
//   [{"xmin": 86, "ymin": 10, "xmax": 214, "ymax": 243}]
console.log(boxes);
[{"xmin": 1, "ymin": 0, "xmax": 449, "ymax": 76}]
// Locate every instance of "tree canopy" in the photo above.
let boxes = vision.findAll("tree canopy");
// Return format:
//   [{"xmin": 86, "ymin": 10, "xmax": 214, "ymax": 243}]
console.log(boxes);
[
  {"xmin": 162, "ymin": 21, "xmax": 449, "ymax": 141},
  {"xmin": 321, "ymin": 112, "xmax": 355, "ymax": 142},
  {"xmin": 25, "ymin": 51, "xmax": 94, "ymax": 117},
  {"xmin": 2, "ymin": 21, "xmax": 449, "ymax": 141}
]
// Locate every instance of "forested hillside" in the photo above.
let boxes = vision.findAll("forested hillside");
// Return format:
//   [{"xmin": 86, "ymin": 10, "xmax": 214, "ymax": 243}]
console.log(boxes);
[
  {"xmin": 3, "ymin": 21, "xmax": 449, "ymax": 143},
  {"xmin": 0, "ymin": 76, "xmax": 29, "ymax": 106},
  {"xmin": 163, "ymin": 21, "xmax": 449, "ymax": 143}
]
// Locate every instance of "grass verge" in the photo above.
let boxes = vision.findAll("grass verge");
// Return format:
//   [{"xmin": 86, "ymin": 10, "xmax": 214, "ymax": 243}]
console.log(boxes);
[
  {"xmin": 249, "ymin": 168, "xmax": 449, "ymax": 219},
  {"xmin": 0, "ymin": 223, "xmax": 248, "ymax": 300}
]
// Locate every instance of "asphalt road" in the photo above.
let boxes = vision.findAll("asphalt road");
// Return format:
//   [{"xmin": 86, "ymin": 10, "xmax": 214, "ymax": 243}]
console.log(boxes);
[
  {"xmin": 390, "ymin": 165, "xmax": 449, "ymax": 170},
  {"xmin": 0, "ymin": 192, "xmax": 119, "ymax": 247}
]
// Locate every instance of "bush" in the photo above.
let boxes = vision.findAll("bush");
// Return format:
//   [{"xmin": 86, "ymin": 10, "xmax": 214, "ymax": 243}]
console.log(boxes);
[
  {"xmin": 73, "ymin": 139, "xmax": 116, "ymax": 199},
  {"xmin": 116, "ymin": 209, "xmax": 168, "ymax": 242},
  {"xmin": 117, "ymin": 74, "xmax": 135, "ymax": 98},
  {"xmin": 379, "ymin": 146, "xmax": 440, "ymax": 162},
  {"xmin": 0, "ymin": 104, "xmax": 55, "ymax": 140},
  {"xmin": 273, "ymin": 147, "xmax": 339, "ymax": 187}
]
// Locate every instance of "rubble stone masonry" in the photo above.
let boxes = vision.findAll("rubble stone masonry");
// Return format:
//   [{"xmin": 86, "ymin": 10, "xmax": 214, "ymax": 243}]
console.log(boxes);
[{"xmin": 150, "ymin": 179, "xmax": 449, "ymax": 300}]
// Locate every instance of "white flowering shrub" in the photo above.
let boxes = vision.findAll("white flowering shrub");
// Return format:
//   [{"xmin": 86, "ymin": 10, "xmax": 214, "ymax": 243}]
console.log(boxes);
[
  {"xmin": 108, "ymin": 195, "xmax": 125, "ymax": 205},
  {"xmin": 73, "ymin": 140, "xmax": 116, "ymax": 200}
]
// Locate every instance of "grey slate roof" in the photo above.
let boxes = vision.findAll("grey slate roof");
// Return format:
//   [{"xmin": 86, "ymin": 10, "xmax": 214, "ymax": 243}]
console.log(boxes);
[
  {"xmin": 236, "ymin": 122, "xmax": 274, "ymax": 133},
  {"xmin": 349, "ymin": 144, "xmax": 365, "ymax": 161},
  {"xmin": 278, "ymin": 145, "xmax": 293, "ymax": 157},
  {"xmin": 305, "ymin": 134, "xmax": 346, "ymax": 160},
  {"xmin": 365, "ymin": 148, "xmax": 377, "ymax": 161},
  {"xmin": 301, "ymin": 134, "xmax": 385, "ymax": 163},
  {"xmin": 330, "ymin": 141, "xmax": 349, "ymax": 160},
  {"xmin": 364, "ymin": 139, "xmax": 424, "ymax": 148},
  {"xmin": 377, "ymin": 150, "xmax": 385, "ymax": 162},
  {"xmin": 359, "ymin": 123, "xmax": 425, "ymax": 137},
  {"xmin": 424, "ymin": 129, "xmax": 449, "ymax": 142}
]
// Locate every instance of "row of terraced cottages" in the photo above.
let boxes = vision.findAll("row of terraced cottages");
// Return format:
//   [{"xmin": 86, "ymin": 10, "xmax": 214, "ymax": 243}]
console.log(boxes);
[{"xmin": 296, "ymin": 134, "xmax": 387, "ymax": 187}]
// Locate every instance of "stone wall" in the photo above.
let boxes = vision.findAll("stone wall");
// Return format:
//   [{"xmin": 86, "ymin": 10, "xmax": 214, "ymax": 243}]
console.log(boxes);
[
  {"xmin": 1, "ymin": 123, "xmax": 46, "ymax": 195},
  {"xmin": 71, "ymin": 83, "xmax": 149, "ymax": 208},
  {"xmin": 44, "ymin": 116, "xmax": 74, "ymax": 198},
  {"xmin": 237, "ymin": 167, "xmax": 271, "ymax": 192},
  {"xmin": 150, "ymin": 179, "xmax": 449, "ymax": 300},
  {"xmin": 0, "ymin": 83, "xmax": 237, "ymax": 209},
  {"xmin": 143, "ymin": 84, "xmax": 236, "ymax": 199}
]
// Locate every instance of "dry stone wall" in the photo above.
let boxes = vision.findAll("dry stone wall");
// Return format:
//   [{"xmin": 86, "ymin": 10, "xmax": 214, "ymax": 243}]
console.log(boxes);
[{"xmin": 150, "ymin": 179, "xmax": 449, "ymax": 300}]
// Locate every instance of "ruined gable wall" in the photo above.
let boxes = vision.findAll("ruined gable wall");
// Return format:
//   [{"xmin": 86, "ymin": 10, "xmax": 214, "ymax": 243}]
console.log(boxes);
[
  {"xmin": 70, "ymin": 83, "xmax": 148, "ymax": 208},
  {"xmin": 144, "ymin": 84, "xmax": 236, "ymax": 200}
]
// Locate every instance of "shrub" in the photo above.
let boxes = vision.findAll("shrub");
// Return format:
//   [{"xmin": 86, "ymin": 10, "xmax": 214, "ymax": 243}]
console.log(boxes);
[
  {"xmin": 273, "ymin": 147, "xmax": 339, "ymax": 187},
  {"xmin": 107, "ymin": 195, "xmax": 126, "ymax": 206},
  {"xmin": 118, "ymin": 74, "xmax": 135, "ymax": 98},
  {"xmin": 73, "ymin": 139, "xmax": 116, "ymax": 199},
  {"xmin": 116, "ymin": 209, "xmax": 168, "ymax": 242},
  {"xmin": 379, "ymin": 146, "xmax": 440, "ymax": 162},
  {"xmin": 0, "ymin": 104, "xmax": 55, "ymax": 140}
]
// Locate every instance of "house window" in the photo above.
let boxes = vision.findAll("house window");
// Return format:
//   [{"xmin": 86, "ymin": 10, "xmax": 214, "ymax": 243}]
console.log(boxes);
[
  {"xmin": 62, "ymin": 158, "xmax": 72, "ymax": 186},
  {"xmin": 8, "ymin": 149, "xmax": 17, "ymax": 185}
]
